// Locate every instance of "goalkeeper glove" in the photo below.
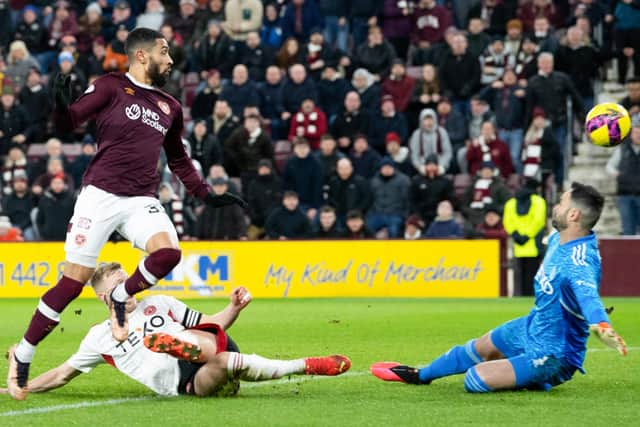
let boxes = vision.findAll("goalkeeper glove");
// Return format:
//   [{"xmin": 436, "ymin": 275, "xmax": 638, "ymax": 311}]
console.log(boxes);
[
  {"xmin": 205, "ymin": 191, "xmax": 248, "ymax": 209},
  {"xmin": 589, "ymin": 322, "xmax": 628, "ymax": 356},
  {"xmin": 52, "ymin": 73, "xmax": 73, "ymax": 109}
]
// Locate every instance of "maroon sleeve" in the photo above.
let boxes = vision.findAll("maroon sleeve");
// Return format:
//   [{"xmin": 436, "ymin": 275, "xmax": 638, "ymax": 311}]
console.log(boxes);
[
  {"xmin": 164, "ymin": 107, "xmax": 210, "ymax": 199},
  {"xmin": 66, "ymin": 76, "xmax": 114, "ymax": 130}
]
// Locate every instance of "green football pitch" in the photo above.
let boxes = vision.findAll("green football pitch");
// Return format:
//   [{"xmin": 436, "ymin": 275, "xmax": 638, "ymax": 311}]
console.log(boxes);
[{"xmin": 1, "ymin": 298, "xmax": 638, "ymax": 426}]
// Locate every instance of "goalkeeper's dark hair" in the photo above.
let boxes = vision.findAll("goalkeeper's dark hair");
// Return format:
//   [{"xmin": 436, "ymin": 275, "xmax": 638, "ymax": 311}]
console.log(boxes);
[
  {"xmin": 570, "ymin": 182, "xmax": 604, "ymax": 231},
  {"xmin": 125, "ymin": 28, "xmax": 164, "ymax": 60}
]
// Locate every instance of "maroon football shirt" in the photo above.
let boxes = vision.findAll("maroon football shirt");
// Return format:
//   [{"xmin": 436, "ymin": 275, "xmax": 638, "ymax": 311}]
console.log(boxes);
[{"xmin": 67, "ymin": 72, "xmax": 209, "ymax": 198}]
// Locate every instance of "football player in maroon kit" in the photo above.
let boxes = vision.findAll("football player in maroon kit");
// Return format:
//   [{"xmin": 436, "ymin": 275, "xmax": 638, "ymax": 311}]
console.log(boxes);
[{"xmin": 7, "ymin": 28, "xmax": 246, "ymax": 401}]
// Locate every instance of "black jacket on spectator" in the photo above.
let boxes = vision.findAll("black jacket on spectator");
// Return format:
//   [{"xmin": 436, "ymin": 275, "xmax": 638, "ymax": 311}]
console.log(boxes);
[
  {"xmin": 188, "ymin": 132, "xmax": 223, "ymax": 174},
  {"xmin": 350, "ymin": 149, "xmax": 382, "ymax": 179},
  {"xmin": 368, "ymin": 112, "xmax": 409, "ymax": 153},
  {"xmin": 319, "ymin": 0, "xmax": 349, "ymax": 17},
  {"xmin": 206, "ymin": 114, "xmax": 241, "ymax": 146},
  {"xmin": 525, "ymin": 71, "xmax": 583, "ymax": 127},
  {"xmin": 327, "ymin": 175, "xmax": 372, "ymax": 217},
  {"xmin": 439, "ymin": 109, "xmax": 468, "ymax": 148},
  {"xmin": 280, "ymin": 77, "xmax": 318, "ymax": 115},
  {"xmin": 194, "ymin": 32, "xmax": 238, "ymax": 78},
  {"xmin": 318, "ymin": 77, "xmax": 350, "ymax": 119},
  {"xmin": 69, "ymin": 153, "xmax": 94, "ymax": 189},
  {"xmin": 330, "ymin": 110, "xmax": 370, "ymax": 143},
  {"xmin": 220, "ymin": 80, "xmax": 261, "ymax": 117},
  {"xmin": 350, "ymin": 0, "xmax": 384, "ymax": 18},
  {"xmin": 411, "ymin": 42, "xmax": 450, "ymax": 67},
  {"xmin": 355, "ymin": 83, "xmax": 382, "ymax": 115},
  {"xmin": 467, "ymin": 2, "xmax": 515, "ymax": 36},
  {"xmin": 190, "ymin": 87, "xmax": 219, "ymax": 121},
  {"xmin": 36, "ymin": 189, "xmax": 75, "ymax": 241},
  {"xmin": 1, "ymin": 191, "xmax": 34, "ymax": 231},
  {"xmin": 314, "ymin": 224, "xmax": 344, "ymax": 238},
  {"xmin": 247, "ymin": 173, "xmax": 282, "ymax": 228},
  {"xmin": 354, "ymin": 41, "xmax": 397, "ymax": 79},
  {"xmin": 0, "ymin": 105, "xmax": 30, "ymax": 155},
  {"xmin": 479, "ymin": 85, "xmax": 525, "ymax": 131},
  {"xmin": 15, "ymin": 19, "xmax": 49, "ymax": 53},
  {"xmin": 258, "ymin": 80, "xmax": 284, "ymax": 121},
  {"xmin": 240, "ymin": 44, "xmax": 275, "ymax": 82},
  {"xmin": 555, "ymin": 44, "xmax": 604, "ymax": 98},
  {"xmin": 18, "ymin": 84, "xmax": 50, "ymax": 143},
  {"xmin": 28, "ymin": 155, "xmax": 70, "ymax": 186},
  {"xmin": 303, "ymin": 43, "xmax": 343, "ymax": 81},
  {"xmin": 265, "ymin": 206, "xmax": 312, "ymax": 239},
  {"xmin": 439, "ymin": 52, "xmax": 481, "ymax": 100},
  {"xmin": 223, "ymin": 128, "xmax": 273, "ymax": 177},
  {"xmin": 196, "ymin": 204, "xmax": 247, "ymax": 240},
  {"xmin": 410, "ymin": 174, "xmax": 456, "ymax": 225},
  {"xmin": 283, "ymin": 155, "xmax": 324, "ymax": 209},
  {"xmin": 314, "ymin": 150, "xmax": 346, "ymax": 184}
]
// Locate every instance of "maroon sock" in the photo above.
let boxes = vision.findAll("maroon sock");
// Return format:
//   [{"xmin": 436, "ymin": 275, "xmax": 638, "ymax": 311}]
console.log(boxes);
[
  {"xmin": 24, "ymin": 276, "xmax": 85, "ymax": 345},
  {"xmin": 124, "ymin": 248, "xmax": 181, "ymax": 296}
]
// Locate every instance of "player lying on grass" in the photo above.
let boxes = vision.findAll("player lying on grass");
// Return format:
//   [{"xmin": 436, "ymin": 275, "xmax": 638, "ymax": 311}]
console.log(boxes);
[
  {"xmin": 4, "ymin": 263, "xmax": 350, "ymax": 398},
  {"xmin": 372, "ymin": 182, "xmax": 627, "ymax": 393}
]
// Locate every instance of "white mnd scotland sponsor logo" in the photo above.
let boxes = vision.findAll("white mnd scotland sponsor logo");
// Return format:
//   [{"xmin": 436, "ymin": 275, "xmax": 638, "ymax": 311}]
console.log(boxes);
[{"xmin": 125, "ymin": 103, "xmax": 168, "ymax": 135}]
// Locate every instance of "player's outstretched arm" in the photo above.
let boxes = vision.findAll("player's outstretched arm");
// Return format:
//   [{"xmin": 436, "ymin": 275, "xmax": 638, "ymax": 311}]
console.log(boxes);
[
  {"xmin": 200, "ymin": 287, "xmax": 252, "ymax": 330},
  {"xmin": 589, "ymin": 322, "xmax": 628, "ymax": 356},
  {"xmin": 25, "ymin": 363, "xmax": 82, "ymax": 393}
]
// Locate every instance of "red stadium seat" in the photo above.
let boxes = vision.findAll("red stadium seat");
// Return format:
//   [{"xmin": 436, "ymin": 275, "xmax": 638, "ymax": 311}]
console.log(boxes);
[
  {"xmin": 274, "ymin": 140, "xmax": 293, "ymax": 174},
  {"xmin": 27, "ymin": 143, "xmax": 82, "ymax": 162},
  {"xmin": 181, "ymin": 72, "xmax": 201, "ymax": 107}
]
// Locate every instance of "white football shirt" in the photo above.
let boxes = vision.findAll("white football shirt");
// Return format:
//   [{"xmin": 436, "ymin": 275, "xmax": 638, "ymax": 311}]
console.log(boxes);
[{"xmin": 67, "ymin": 295, "xmax": 202, "ymax": 396}]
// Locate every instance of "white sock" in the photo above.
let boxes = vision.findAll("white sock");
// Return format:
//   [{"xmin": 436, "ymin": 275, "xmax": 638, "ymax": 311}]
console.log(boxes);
[
  {"xmin": 110, "ymin": 282, "xmax": 129, "ymax": 303},
  {"xmin": 15, "ymin": 338, "xmax": 36, "ymax": 363},
  {"xmin": 227, "ymin": 353, "xmax": 305, "ymax": 381}
]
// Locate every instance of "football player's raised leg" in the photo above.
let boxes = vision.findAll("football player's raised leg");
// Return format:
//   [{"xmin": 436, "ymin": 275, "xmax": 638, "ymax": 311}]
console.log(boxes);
[{"xmin": 10, "ymin": 262, "xmax": 94, "ymax": 400}]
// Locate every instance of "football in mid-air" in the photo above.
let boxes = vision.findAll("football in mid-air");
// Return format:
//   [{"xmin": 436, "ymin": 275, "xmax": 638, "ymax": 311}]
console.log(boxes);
[{"xmin": 585, "ymin": 102, "xmax": 631, "ymax": 147}]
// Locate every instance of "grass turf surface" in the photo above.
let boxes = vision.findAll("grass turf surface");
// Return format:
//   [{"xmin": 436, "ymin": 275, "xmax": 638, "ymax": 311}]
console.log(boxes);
[{"xmin": 0, "ymin": 297, "xmax": 637, "ymax": 426}]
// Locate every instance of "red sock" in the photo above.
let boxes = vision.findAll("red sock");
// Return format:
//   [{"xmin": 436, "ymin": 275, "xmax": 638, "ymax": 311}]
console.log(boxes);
[
  {"xmin": 24, "ymin": 276, "xmax": 84, "ymax": 345},
  {"xmin": 124, "ymin": 248, "xmax": 181, "ymax": 296}
]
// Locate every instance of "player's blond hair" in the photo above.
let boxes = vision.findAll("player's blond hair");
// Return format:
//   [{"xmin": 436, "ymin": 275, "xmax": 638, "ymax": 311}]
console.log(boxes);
[{"xmin": 90, "ymin": 262, "xmax": 123, "ymax": 290}]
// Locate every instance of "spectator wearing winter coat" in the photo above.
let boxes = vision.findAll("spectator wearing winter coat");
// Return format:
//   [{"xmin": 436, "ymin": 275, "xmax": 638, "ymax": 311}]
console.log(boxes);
[
  {"xmin": 474, "ymin": 204, "xmax": 508, "ymax": 294},
  {"xmin": 196, "ymin": 178, "xmax": 248, "ymax": 240},
  {"xmin": 425, "ymin": 200, "xmax": 463, "ymax": 238},
  {"xmin": 436, "ymin": 98, "xmax": 467, "ymax": 170},
  {"xmin": 408, "ymin": 64, "xmax": 441, "ymax": 128},
  {"xmin": 2, "ymin": 145, "xmax": 28, "ymax": 196},
  {"xmin": 613, "ymin": 0, "xmax": 640, "ymax": 85},
  {"xmin": 240, "ymin": 31, "xmax": 275, "ymax": 82},
  {"xmin": 206, "ymin": 99, "xmax": 241, "ymax": 147},
  {"xmin": 409, "ymin": 153, "xmax": 456, "ymax": 228},
  {"xmin": 350, "ymin": 134, "xmax": 382, "ymax": 180},
  {"xmin": 136, "ymin": 0, "xmax": 166, "ymax": 31},
  {"xmin": 4, "ymin": 40, "xmax": 41, "ymax": 90},
  {"xmin": 32, "ymin": 157, "xmax": 74, "ymax": 197},
  {"xmin": 466, "ymin": 121, "xmax": 514, "ymax": 178},
  {"xmin": 317, "ymin": 66, "xmax": 350, "ymax": 122},
  {"xmin": 411, "ymin": 0, "xmax": 453, "ymax": 47},
  {"xmin": 281, "ymin": 0, "xmax": 323, "ymax": 43},
  {"xmin": 288, "ymin": 99, "xmax": 327, "ymax": 150},
  {"xmin": 330, "ymin": 91, "xmax": 370, "ymax": 153},
  {"xmin": 265, "ymin": 191, "xmax": 312, "ymax": 239},
  {"xmin": 247, "ymin": 159, "xmax": 282, "ymax": 239},
  {"xmin": 479, "ymin": 69, "xmax": 527, "ymax": 172},
  {"xmin": 342, "ymin": 209, "xmax": 375, "ymax": 239},
  {"xmin": 409, "ymin": 108, "xmax": 453, "ymax": 175},
  {"xmin": 404, "ymin": 214, "xmax": 425, "ymax": 240},
  {"xmin": 480, "ymin": 37, "xmax": 510, "ymax": 85},
  {"xmin": 27, "ymin": 138, "xmax": 69, "ymax": 185},
  {"xmin": 0, "ymin": 86, "xmax": 30, "ymax": 155},
  {"xmin": 17, "ymin": 68, "xmax": 50, "ymax": 143},
  {"xmin": 530, "ymin": 16, "xmax": 559, "ymax": 54},
  {"xmin": 301, "ymin": 29, "xmax": 347, "ymax": 82},
  {"xmin": 521, "ymin": 108, "xmax": 560, "ymax": 184},
  {"xmin": 194, "ymin": 20, "xmax": 238, "ymax": 79},
  {"xmin": 258, "ymin": 66, "xmax": 286, "ymax": 139},
  {"xmin": 350, "ymin": 68, "xmax": 382, "ymax": 115},
  {"xmin": 513, "ymin": 36, "xmax": 539, "ymax": 80},
  {"xmin": 189, "ymin": 120, "xmax": 223, "ymax": 174},
  {"xmin": 158, "ymin": 183, "xmax": 189, "ymax": 239},
  {"xmin": 14, "ymin": 5, "xmax": 49, "ymax": 59},
  {"xmin": 1, "ymin": 170, "xmax": 35, "ymax": 240},
  {"xmin": 36, "ymin": 173, "xmax": 75, "ymax": 241},
  {"xmin": 354, "ymin": 26, "xmax": 397, "ymax": 81},
  {"xmin": 220, "ymin": 64, "xmax": 261, "ymax": 118},
  {"xmin": 467, "ymin": 0, "xmax": 514, "ymax": 37},
  {"xmin": 223, "ymin": 0, "xmax": 263, "ymax": 42},
  {"xmin": 462, "ymin": 161, "xmax": 512, "ymax": 227},
  {"xmin": 314, "ymin": 205, "xmax": 343, "ymax": 238},
  {"xmin": 466, "ymin": 17, "xmax": 492, "ymax": 59},
  {"xmin": 283, "ymin": 138, "xmax": 324, "ymax": 219},
  {"xmin": 314, "ymin": 134, "xmax": 346, "ymax": 184},
  {"xmin": 327, "ymin": 158, "xmax": 372, "ymax": 224},
  {"xmin": 382, "ymin": 60, "xmax": 415, "ymax": 113},
  {"xmin": 384, "ymin": 132, "xmax": 414, "ymax": 178},
  {"xmin": 517, "ymin": 0, "xmax": 560, "ymax": 34},
  {"xmin": 260, "ymin": 2, "xmax": 283, "ymax": 50},
  {"xmin": 280, "ymin": 64, "xmax": 318, "ymax": 120},
  {"xmin": 366, "ymin": 157, "xmax": 411, "ymax": 238},
  {"xmin": 163, "ymin": 0, "xmax": 198, "ymax": 45},
  {"xmin": 368, "ymin": 95, "xmax": 409, "ymax": 154},
  {"xmin": 439, "ymin": 33, "xmax": 481, "ymax": 116},
  {"xmin": 349, "ymin": 0, "xmax": 384, "ymax": 49},
  {"xmin": 382, "ymin": 0, "xmax": 413, "ymax": 59},
  {"xmin": 69, "ymin": 140, "xmax": 96, "ymax": 189},
  {"xmin": 191, "ymin": 70, "xmax": 222, "ymax": 121}
]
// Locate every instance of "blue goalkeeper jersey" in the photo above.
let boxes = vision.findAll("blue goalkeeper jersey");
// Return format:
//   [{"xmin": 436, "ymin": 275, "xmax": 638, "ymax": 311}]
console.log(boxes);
[{"xmin": 527, "ymin": 231, "xmax": 609, "ymax": 370}]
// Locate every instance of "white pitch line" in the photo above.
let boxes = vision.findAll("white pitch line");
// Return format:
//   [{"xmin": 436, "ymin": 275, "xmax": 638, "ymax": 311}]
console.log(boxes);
[{"xmin": 0, "ymin": 371, "xmax": 366, "ymax": 418}]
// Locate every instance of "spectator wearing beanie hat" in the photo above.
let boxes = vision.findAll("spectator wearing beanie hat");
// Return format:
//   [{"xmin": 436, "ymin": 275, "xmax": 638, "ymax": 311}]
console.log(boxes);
[
  {"xmin": 404, "ymin": 214, "xmax": 425, "ymax": 240},
  {"xmin": 409, "ymin": 153, "xmax": 455, "ymax": 228},
  {"xmin": 366, "ymin": 156, "xmax": 410, "ymax": 238},
  {"xmin": 462, "ymin": 160, "xmax": 511, "ymax": 227},
  {"xmin": 408, "ymin": 108, "xmax": 452, "ymax": 175},
  {"xmin": 504, "ymin": 19, "xmax": 524, "ymax": 57},
  {"xmin": 384, "ymin": 131, "xmax": 414, "ymax": 177},
  {"xmin": 368, "ymin": 94, "xmax": 409, "ymax": 154},
  {"xmin": 0, "ymin": 85, "xmax": 30, "ymax": 155}
]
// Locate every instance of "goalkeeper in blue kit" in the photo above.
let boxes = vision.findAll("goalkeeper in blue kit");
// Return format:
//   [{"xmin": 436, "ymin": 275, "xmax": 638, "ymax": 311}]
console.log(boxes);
[{"xmin": 372, "ymin": 182, "xmax": 628, "ymax": 392}]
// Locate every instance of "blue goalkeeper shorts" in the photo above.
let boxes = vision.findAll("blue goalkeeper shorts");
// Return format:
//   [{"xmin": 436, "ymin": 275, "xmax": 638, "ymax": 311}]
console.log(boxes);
[{"xmin": 490, "ymin": 316, "xmax": 577, "ymax": 390}]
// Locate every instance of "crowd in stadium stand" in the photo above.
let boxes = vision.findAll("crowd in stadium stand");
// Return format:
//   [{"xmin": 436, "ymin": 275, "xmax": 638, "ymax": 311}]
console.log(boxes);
[{"xmin": 1, "ymin": 0, "xmax": 640, "ymax": 249}]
